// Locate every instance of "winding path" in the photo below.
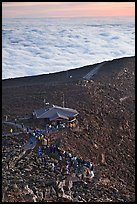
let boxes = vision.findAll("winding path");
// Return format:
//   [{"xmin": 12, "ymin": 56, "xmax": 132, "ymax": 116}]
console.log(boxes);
[
  {"xmin": 2, "ymin": 121, "xmax": 33, "ymax": 137},
  {"xmin": 83, "ymin": 61, "xmax": 107, "ymax": 80}
]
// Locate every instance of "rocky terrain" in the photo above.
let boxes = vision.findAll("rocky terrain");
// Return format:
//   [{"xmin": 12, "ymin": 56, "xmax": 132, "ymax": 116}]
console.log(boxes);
[{"xmin": 2, "ymin": 56, "xmax": 135, "ymax": 202}]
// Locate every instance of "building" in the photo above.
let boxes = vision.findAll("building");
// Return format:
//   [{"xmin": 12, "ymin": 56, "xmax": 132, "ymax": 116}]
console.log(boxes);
[{"xmin": 32, "ymin": 105, "xmax": 79, "ymax": 126}]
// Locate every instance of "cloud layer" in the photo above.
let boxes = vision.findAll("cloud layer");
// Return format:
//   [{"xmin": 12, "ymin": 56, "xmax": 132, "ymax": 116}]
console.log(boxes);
[{"xmin": 2, "ymin": 17, "xmax": 135, "ymax": 79}]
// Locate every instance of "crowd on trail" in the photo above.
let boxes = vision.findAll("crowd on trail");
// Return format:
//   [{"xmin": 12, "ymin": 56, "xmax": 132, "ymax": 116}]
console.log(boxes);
[
  {"xmin": 6, "ymin": 121, "xmax": 94, "ymax": 180},
  {"xmin": 27, "ymin": 127, "xmax": 94, "ymax": 180},
  {"xmin": 5, "ymin": 121, "xmax": 77, "ymax": 136}
]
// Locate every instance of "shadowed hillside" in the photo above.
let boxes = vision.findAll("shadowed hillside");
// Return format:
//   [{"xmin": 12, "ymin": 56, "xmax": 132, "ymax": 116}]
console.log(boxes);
[{"xmin": 2, "ymin": 56, "xmax": 135, "ymax": 202}]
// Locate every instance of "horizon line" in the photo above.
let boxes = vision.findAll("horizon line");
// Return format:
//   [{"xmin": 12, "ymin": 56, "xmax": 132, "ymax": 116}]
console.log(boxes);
[{"xmin": 2, "ymin": 15, "xmax": 135, "ymax": 19}]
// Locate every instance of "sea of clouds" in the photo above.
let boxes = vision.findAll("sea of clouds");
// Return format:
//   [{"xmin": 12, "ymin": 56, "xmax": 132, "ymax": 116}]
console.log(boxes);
[{"xmin": 2, "ymin": 17, "xmax": 135, "ymax": 79}]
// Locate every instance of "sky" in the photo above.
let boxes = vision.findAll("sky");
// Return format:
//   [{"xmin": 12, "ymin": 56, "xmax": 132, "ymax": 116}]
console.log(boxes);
[{"xmin": 2, "ymin": 2, "xmax": 135, "ymax": 18}]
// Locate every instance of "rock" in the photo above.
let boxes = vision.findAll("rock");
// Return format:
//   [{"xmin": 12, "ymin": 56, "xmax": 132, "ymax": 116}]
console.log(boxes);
[{"xmin": 2, "ymin": 56, "xmax": 135, "ymax": 202}]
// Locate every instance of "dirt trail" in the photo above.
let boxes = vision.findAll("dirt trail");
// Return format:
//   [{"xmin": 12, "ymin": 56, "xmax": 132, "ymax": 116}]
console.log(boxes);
[{"xmin": 83, "ymin": 62, "xmax": 107, "ymax": 80}]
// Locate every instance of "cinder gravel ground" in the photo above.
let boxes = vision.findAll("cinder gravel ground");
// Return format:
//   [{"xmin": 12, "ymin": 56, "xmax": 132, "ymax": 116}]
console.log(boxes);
[{"xmin": 2, "ymin": 56, "xmax": 135, "ymax": 202}]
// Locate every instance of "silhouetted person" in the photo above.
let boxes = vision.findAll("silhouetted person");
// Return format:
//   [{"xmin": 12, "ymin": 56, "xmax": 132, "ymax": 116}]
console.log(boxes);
[{"xmin": 14, "ymin": 119, "xmax": 17, "ymax": 124}]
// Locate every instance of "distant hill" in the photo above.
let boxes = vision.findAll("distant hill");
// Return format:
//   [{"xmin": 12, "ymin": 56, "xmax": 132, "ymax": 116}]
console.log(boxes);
[{"xmin": 2, "ymin": 56, "xmax": 134, "ymax": 86}]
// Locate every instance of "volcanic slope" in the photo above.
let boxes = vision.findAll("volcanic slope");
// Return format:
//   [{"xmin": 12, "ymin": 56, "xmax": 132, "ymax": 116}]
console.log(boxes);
[{"xmin": 2, "ymin": 56, "xmax": 135, "ymax": 202}]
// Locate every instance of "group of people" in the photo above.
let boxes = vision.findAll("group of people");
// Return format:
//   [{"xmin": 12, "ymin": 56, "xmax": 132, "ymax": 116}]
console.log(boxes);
[
  {"xmin": 10, "ymin": 120, "xmax": 94, "ymax": 180},
  {"xmin": 35, "ymin": 140, "xmax": 94, "ymax": 180},
  {"xmin": 26, "ymin": 120, "xmax": 78, "ymax": 135}
]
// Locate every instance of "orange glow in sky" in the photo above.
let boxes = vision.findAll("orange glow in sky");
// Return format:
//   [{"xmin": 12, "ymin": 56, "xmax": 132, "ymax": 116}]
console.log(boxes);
[{"xmin": 2, "ymin": 2, "xmax": 135, "ymax": 18}]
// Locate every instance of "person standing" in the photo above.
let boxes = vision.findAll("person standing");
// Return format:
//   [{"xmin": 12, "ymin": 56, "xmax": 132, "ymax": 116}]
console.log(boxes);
[
  {"xmin": 46, "ymin": 138, "xmax": 48, "ymax": 146},
  {"xmin": 53, "ymin": 145, "xmax": 56, "ymax": 153},
  {"xmin": 10, "ymin": 128, "xmax": 13, "ymax": 134},
  {"xmin": 81, "ymin": 172, "xmax": 84, "ymax": 180},
  {"xmin": 89, "ymin": 170, "xmax": 94, "ymax": 178},
  {"xmin": 89, "ymin": 161, "xmax": 93, "ymax": 171},
  {"xmin": 52, "ymin": 162, "xmax": 55, "ymax": 172},
  {"xmin": 32, "ymin": 130, "xmax": 36, "ymax": 137},
  {"xmin": 26, "ymin": 127, "xmax": 29, "ymax": 134},
  {"xmin": 29, "ymin": 138, "xmax": 33, "ymax": 145},
  {"xmin": 49, "ymin": 144, "xmax": 53, "ymax": 153},
  {"xmin": 66, "ymin": 164, "xmax": 69, "ymax": 175},
  {"xmin": 89, "ymin": 162, "xmax": 94, "ymax": 178},
  {"xmin": 38, "ymin": 146, "xmax": 41, "ymax": 157},
  {"xmin": 59, "ymin": 155, "xmax": 62, "ymax": 162},
  {"xmin": 76, "ymin": 164, "xmax": 79, "ymax": 177}
]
